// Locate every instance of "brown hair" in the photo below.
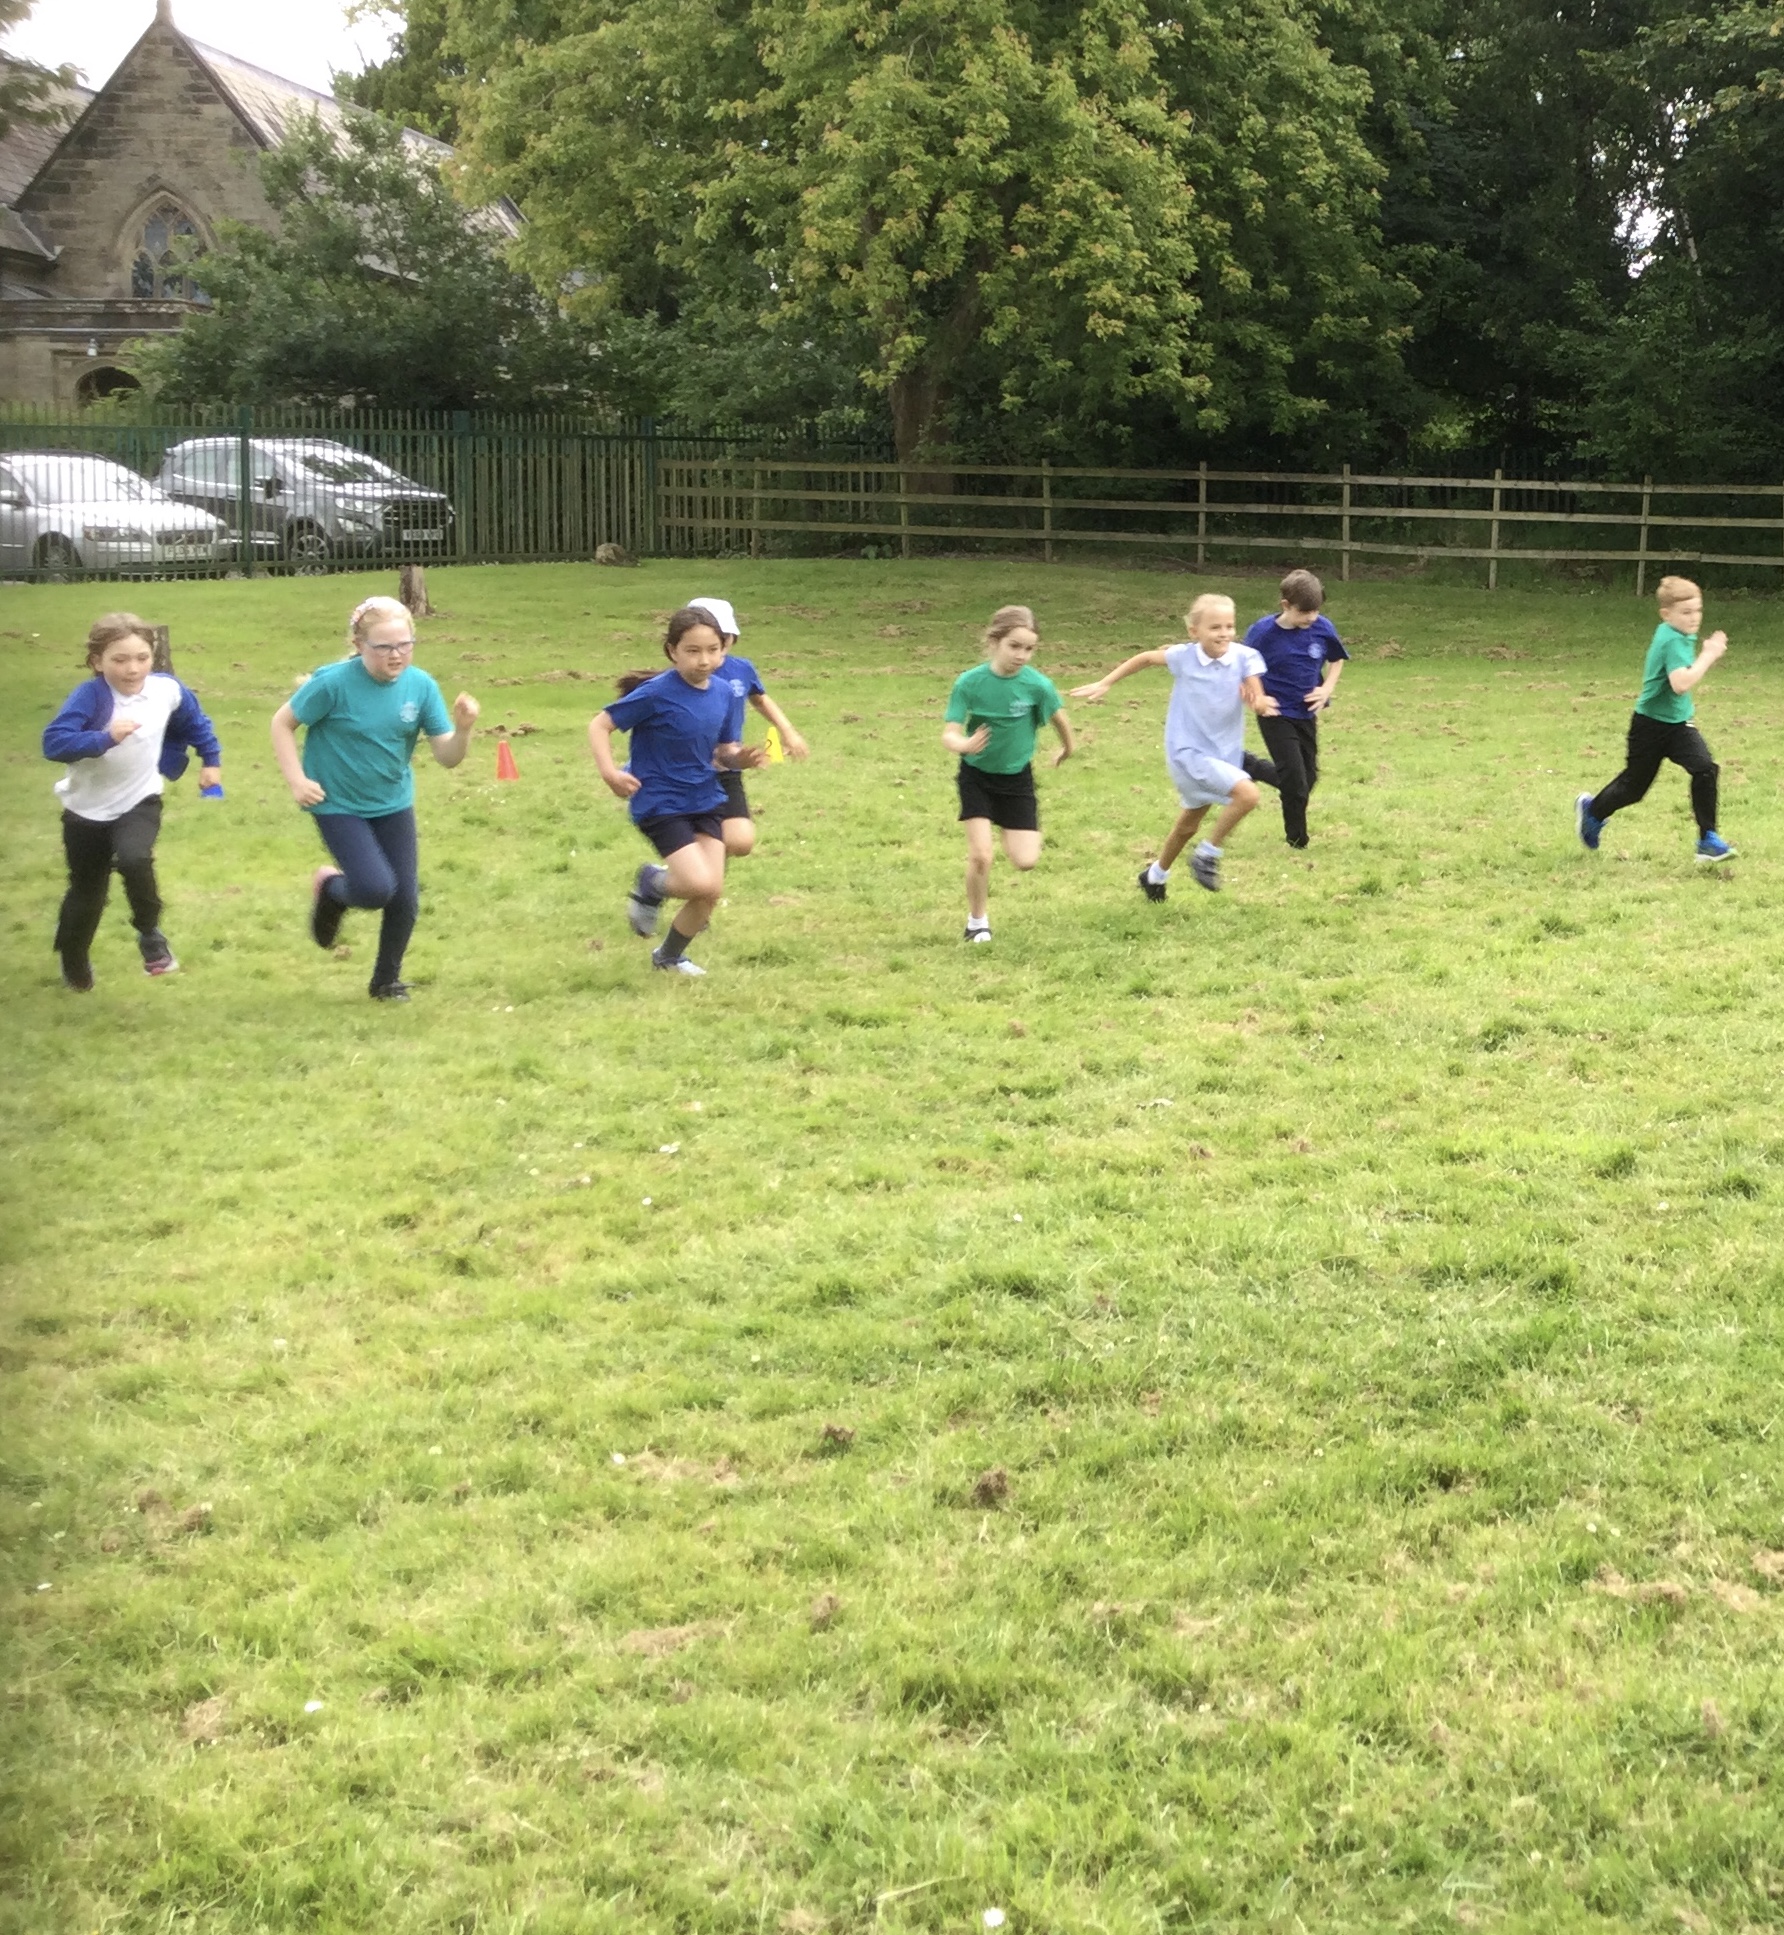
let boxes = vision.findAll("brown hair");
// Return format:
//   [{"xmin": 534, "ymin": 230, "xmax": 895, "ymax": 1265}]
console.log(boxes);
[
  {"xmin": 663, "ymin": 605, "xmax": 724, "ymax": 659},
  {"xmin": 983, "ymin": 604, "xmax": 1037, "ymax": 650},
  {"xmin": 84, "ymin": 612, "xmax": 154, "ymax": 667},
  {"xmin": 615, "ymin": 669, "xmax": 656, "ymax": 696},
  {"xmin": 1280, "ymin": 569, "xmax": 1325, "ymax": 612},
  {"xmin": 1656, "ymin": 575, "xmax": 1700, "ymax": 614}
]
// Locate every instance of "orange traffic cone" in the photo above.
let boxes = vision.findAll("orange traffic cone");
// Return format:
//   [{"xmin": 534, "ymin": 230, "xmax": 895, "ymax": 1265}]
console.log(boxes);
[{"xmin": 495, "ymin": 738, "xmax": 520, "ymax": 781}]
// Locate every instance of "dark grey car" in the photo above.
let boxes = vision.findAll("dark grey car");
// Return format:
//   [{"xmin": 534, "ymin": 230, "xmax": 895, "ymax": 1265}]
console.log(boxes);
[{"xmin": 156, "ymin": 437, "xmax": 454, "ymax": 573}]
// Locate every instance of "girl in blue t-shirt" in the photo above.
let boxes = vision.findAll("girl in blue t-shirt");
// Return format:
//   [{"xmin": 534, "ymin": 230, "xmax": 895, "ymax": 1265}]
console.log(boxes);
[
  {"xmin": 685, "ymin": 596, "xmax": 810, "ymax": 860},
  {"xmin": 270, "ymin": 596, "xmax": 481, "ymax": 1002},
  {"xmin": 588, "ymin": 606, "xmax": 766, "ymax": 978}
]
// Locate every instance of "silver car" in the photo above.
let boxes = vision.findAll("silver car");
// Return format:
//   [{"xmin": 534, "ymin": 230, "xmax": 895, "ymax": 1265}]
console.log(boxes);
[
  {"xmin": 0, "ymin": 452, "xmax": 231, "ymax": 579},
  {"xmin": 157, "ymin": 436, "xmax": 454, "ymax": 573}
]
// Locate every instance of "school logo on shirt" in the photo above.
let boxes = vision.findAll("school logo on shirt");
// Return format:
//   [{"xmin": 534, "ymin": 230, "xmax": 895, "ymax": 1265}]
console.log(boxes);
[
  {"xmin": 400, "ymin": 700, "xmax": 420, "ymax": 725},
  {"xmin": 729, "ymin": 678, "xmax": 747, "ymax": 697}
]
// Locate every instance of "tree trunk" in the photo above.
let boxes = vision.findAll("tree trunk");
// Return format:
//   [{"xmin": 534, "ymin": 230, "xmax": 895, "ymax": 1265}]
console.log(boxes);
[
  {"xmin": 399, "ymin": 563, "xmax": 432, "ymax": 616},
  {"xmin": 148, "ymin": 625, "xmax": 174, "ymax": 674}
]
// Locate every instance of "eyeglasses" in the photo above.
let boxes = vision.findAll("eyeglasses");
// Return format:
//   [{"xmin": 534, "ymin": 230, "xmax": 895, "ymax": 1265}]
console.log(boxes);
[{"xmin": 364, "ymin": 638, "xmax": 416, "ymax": 653}]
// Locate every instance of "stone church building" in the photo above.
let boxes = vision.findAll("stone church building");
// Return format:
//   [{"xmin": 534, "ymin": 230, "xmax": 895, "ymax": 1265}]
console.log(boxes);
[{"xmin": 0, "ymin": 0, "xmax": 479, "ymax": 407}]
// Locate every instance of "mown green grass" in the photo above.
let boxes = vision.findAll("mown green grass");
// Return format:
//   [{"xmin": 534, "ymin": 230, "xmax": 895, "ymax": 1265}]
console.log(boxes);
[{"xmin": 4, "ymin": 559, "xmax": 1784, "ymax": 1934}]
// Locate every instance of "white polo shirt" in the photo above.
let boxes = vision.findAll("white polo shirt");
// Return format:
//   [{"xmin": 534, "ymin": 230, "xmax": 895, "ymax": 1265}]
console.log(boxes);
[{"xmin": 54, "ymin": 673, "xmax": 184, "ymax": 823}]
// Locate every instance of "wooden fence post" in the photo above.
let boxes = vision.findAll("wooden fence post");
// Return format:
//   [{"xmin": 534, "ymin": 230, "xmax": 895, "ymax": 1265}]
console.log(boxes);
[
  {"xmin": 1341, "ymin": 463, "xmax": 1353, "ymax": 583},
  {"xmin": 750, "ymin": 459, "xmax": 762, "ymax": 560},
  {"xmin": 148, "ymin": 624, "xmax": 173, "ymax": 673},
  {"xmin": 1042, "ymin": 459, "xmax": 1054, "ymax": 564},
  {"xmin": 1636, "ymin": 475, "xmax": 1653, "ymax": 597},
  {"xmin": 899, "ymin": 467, "xmax": 911, "ymax": 560},
  {"xmin": 1196, "ymin": 461, "xmax": 1207, "ymax": 569},
  {"xmin": 1489, "ymin": 467, "xmax": 1503, "ymax": 591}
]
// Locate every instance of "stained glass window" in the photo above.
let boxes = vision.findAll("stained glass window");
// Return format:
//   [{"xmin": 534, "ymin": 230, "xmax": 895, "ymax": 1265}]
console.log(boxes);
[{"xmin": 130, "ymin": 202, "xmax": 208, "ymax": 303}]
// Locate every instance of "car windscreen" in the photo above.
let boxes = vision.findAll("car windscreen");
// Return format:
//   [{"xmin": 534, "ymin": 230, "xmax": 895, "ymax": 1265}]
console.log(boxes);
[
  {"xmin": 289, "ymin": 449, "xmax": 405, "ymax": 485},
  {"xmin": 10, "ymin": 458, "xmax": 159, "ymax": 503}
]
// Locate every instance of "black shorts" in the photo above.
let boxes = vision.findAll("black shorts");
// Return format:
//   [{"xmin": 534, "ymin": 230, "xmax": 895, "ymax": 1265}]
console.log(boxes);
[
  {"xmin": 957, "ymin": 760, "xmax": 1039, "ymax": 832},
  {"xmin": 637, "ymin": 812, "xmax": 724, "ymax": 858},
  {"xmin": 718, "ymin": 770, "xmax": 751, "ymax": 820}
]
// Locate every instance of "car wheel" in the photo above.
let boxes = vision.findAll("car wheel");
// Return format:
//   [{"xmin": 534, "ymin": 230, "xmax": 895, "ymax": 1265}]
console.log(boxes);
[
  {"xmin": 35, "ymin": 534, "xmax": 78, "ymax": 583},
  {"xmin": 284, "ymin": 523, "xmax": 332, "ymax": 575}
]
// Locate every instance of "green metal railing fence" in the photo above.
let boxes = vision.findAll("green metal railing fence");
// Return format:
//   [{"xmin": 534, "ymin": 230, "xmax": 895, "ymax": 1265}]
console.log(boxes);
[{"xmin": 4, "ymin": 404, "xmax": 1781, "ymax": 589}]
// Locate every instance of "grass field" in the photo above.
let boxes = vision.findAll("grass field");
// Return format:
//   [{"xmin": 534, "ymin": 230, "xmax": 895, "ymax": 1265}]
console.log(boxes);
[{"xmin": 5, "ymin": 558, "xmax": 1784, "ymax": 1934}]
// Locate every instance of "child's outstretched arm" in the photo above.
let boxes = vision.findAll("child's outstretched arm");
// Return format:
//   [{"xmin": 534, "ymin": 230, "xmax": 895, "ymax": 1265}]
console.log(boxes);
[
  {"xmin": 588, "ymin": 711, "xmax": 640, "ymax": 800},
  {"xmin": 1069, "ymin": 649, "xmax": 1169, "ymax": 702},
  {"xmin": 43, "ymin": 685, "xmax": 128, "ymax": 764},
  {"xmin": 1670, "ymin": 630, "xmax": 1727, "ymax": 694},
  {"xmin": 749, "ymin": 691, "xmax": 808, "ymax": 759},
  {"xmin": 1242, "ymin": 675, "xmax": 1280, "ymax": 718},
  {"xmin": 1049, "ymin": 707, "xmax": 1076, "ymax": 768}
]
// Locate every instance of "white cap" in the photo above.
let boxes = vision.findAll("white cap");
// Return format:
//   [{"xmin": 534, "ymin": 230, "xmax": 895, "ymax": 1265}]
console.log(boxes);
[{"xmin": 688, "ymin": 596, "xmax": 739, "ymax": 640}]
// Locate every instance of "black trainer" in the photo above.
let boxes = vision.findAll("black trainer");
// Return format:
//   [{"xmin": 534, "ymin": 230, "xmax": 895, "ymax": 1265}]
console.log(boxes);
[
  {"xmin": 60, "ymin": 953, "xmax": 94, "ymax": 992},
  {"xmin": 368, "ymin": 980, "xmax": 412, "ymax": 1002},
  {"xmin": 311, "ymin": 866, "xmax": 346, "ymax": 948},
  {"xmin": 1137, "ymin": 867, "xmax": 1167, "ymax": 903}
]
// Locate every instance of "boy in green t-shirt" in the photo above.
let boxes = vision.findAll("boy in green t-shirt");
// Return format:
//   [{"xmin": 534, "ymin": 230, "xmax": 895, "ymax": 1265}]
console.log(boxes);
[
  {"xmin": 942, "ymin": 604, "xmax": 1075, "ymax": 942},
  {"xmin": 1577, "ymin": 576, "xmax": 1734, "ymax": 864}
]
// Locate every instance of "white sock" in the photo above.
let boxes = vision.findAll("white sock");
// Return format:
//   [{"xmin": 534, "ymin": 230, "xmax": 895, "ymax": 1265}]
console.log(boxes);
[
  {"xmin": 966, "ymin": 913, "xmax": 989, "ymax": 930},
  {"xmin": 1146, "ymin": 861, "xmax": 1170, "ymax": 884},
  {"xmin": 1197, "ymin": 840, "xmax": 1222, "ymax": 859}
]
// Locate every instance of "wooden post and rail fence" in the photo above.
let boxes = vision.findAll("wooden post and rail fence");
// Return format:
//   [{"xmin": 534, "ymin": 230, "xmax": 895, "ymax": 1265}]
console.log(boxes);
[{"xmin": 3, "ymin": 404, "xmax": 1782, "ymax": 586}]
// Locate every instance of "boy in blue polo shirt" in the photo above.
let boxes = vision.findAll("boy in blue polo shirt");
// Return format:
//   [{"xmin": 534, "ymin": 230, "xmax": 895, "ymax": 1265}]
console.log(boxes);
[
  {"xmin": 1072, "ymin": 592, "xmax": 1279, "ymax": 894},
  {"xmin": 1576, "ymin": 576, "xmax": 1733, "ymax": 863},
  {"xmin": 1243, "ymin": 568, "xmax": 1348, "ymax": 848}
]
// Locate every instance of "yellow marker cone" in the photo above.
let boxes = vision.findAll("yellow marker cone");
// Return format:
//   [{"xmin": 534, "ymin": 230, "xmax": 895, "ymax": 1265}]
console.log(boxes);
[{"xmin": 764, "ymin": 726, "xmax": 786, "ymax": 764}]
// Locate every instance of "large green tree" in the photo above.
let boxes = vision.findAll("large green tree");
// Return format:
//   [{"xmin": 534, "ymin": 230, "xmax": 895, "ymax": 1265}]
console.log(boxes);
[
  {"xmin": 129, "ymin": 113, "xmax": 599, "ymax": 412},
  {"xmin": 0, "ymin": 1, "xmax": 78, "ymax": 143},
  {"xmin": 431, "ymin": 0, "xmax": 1425, "ymax": 460}
]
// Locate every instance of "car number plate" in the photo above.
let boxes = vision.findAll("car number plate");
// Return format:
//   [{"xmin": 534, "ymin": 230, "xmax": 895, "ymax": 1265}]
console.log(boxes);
[{"xmin": 401, "ymin": 527, "xmax": 443, "ymax": 542}]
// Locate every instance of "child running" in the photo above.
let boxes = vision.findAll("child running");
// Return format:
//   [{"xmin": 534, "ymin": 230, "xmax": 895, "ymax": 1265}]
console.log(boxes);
[
  {"xmin": 1242, "ymin": 568, "xmax": 1349, "ymax": 848},
  {"xmin": 43, "ymin": 612, "xmax": 222, "ymax": 989},
  {"xmin": 1576, "ymin": 576, "xmax": 1735, "ymax": 863},
  {"xmin": 590, "ymin": 606, "xmax": 766, "ymax": 977},
  {"xmin": 1072, "ymin": 592, "xmax": 1278, "ymax": 895},
  {"xmin": 685, "ymin": 595, "xmax": 810, "ymax": 858},
  {"xmin": 942, "ymin": 604, "xmax": 1075, "ymax": 943},
  {"xmin": 271, "ymin": 595, "xmax": 480, "ymax": 1002}
]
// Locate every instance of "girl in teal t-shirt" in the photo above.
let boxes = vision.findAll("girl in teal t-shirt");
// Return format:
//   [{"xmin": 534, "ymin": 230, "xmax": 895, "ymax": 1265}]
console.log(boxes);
[
  {"xmin": 941, "ymin": 604, "xmax": 1075, "ymax": 943},
  {"xmin": 271, "ymin": 596, "xmax": 481, "ymax": 1000}
]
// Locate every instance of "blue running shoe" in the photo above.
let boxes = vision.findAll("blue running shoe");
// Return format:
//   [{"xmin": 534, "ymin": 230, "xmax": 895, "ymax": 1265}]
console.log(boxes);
[
  {"xmin": 1575, "ymin": 794, "xmax": 1603, "ymax": 852},
  {"xmin": 1695, "ymin": 830, "xmax": 1735, "ymax": 865}
]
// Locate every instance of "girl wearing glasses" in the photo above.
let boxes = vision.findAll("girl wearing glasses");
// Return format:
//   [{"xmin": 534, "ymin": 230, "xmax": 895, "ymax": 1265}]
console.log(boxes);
[{"xmin": 271, "ymin": 595, "xmax": 480, "ymax": 1002}]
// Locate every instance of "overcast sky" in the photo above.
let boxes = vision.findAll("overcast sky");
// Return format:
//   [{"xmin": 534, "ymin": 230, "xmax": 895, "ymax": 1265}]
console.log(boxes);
[{"xmin": 3, "ymin": 0, "xmax": 398, "ymax": 96}]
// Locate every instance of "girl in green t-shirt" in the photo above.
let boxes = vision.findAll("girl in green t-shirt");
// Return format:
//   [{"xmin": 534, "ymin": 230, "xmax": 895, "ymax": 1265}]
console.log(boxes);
[{"xmin": 941, "ymin": 604, "xmax": 1076, "ymax": 943}]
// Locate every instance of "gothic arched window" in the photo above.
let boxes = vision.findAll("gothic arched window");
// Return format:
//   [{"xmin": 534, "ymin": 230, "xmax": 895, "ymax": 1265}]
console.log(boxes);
[{"xmin": 130, "ymin": 202, "xmax": 208, "ymax": 303}]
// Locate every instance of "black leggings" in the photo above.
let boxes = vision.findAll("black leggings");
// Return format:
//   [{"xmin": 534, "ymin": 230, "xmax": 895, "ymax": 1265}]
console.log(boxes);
[
  {"xmin": 1589, "ymin": 713, "xmax": 1718, "ymax": 836},
  {"xmin": 315, "ymin": 808, "xmax": 420, "ymax": 988},
  {"xmin": 1257, "ymin": 715, "xmax": 1320, "ymax": 845},
  {"xmin": 56, "ymin": 796, "xmax": 162, "ymax": 963}
]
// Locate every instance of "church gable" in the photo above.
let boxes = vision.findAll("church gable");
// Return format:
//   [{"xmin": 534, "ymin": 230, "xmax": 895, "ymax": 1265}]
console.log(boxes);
[{"xmin": 15, "ymin": 17, "xmax": 273, "ymax": 302}]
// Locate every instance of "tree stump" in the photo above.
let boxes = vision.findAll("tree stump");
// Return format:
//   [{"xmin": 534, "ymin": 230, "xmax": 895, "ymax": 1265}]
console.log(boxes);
[
  {"xmin": 399, "ymin": 563, "xmax": 432, "ymax": 616},
  {"xmin": 148, "ymin": 625, "xmax": 174, "ymax": 674}
]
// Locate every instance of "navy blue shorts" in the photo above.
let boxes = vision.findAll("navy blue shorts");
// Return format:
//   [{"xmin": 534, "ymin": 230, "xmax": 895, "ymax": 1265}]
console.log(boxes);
[{"xmin": 637, "ymin": 812, "xmax": 724, "ymax": 858}]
